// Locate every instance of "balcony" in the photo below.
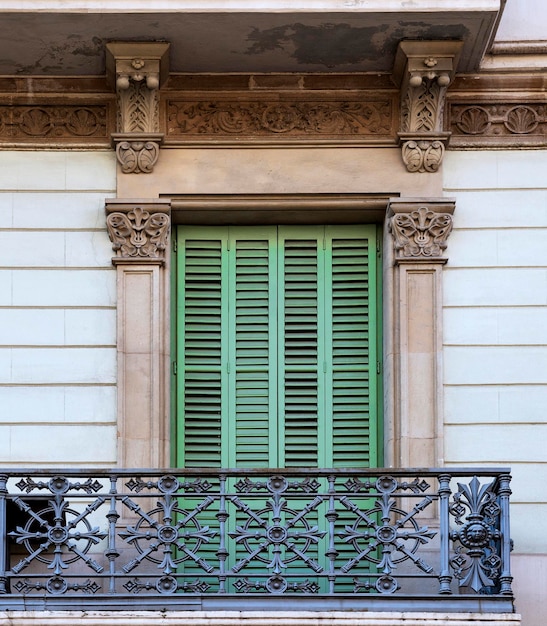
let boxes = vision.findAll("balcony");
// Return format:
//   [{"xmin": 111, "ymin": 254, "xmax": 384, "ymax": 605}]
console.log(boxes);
[{"xmin": 0, "ymin": 468, "xmax": 513, "ymax": 613}]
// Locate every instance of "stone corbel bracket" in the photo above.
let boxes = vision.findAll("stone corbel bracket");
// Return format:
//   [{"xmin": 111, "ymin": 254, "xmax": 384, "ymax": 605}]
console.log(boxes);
[
  {"xmin": 106, "ymin": 42, "xmax": 170, "ymax": 173},
  {"xmin": 388, "ymin": 198, "xmax": 456, "ymax": 263},
  {"xmin": 393, "ymin": 41, "xmax": 463, "ymax": 173},
  {"xmin": 105, "ymin": 198, "xmax": 171, "ymax": 265}
]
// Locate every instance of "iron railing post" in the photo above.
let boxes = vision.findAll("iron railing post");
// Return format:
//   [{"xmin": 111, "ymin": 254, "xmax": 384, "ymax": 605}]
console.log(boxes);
[
  {"xmin": 498, "ymin": 473, "xmax": 513, "ymax": 595},
  {"xmin": 217, "ymin": 473, "xmax": 228, "ymax": 594},
  {"xmin": 438, "ymin": 473, "xmax": 452, "ymax": 594},
  {"xmin": 106, "ymin": 474, "xmax": 120, "ymax": 594},
  {"xmin": 0, "ymin": 474, "xmax": 7, "ymax": 594}
]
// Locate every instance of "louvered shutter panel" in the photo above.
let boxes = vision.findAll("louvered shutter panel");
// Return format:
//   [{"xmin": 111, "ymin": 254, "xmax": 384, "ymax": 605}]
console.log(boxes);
[
  {"xmin": 326, "ymin": 226, "xmax": 378, "ymax": 468},
  {"xmin": 177, "ymin": 225, "xmax": 379, "ymax": 470},
  {"xmin": 178, "ymin": 230, "xmax": 227, "ymax": 468},
  {"xmin": 231, "ymin": 228, "xmax": 278, "ymax": 467},
  {"xmin": 277, "ymin": 227, "xmax": 323, "ymax": 467}
]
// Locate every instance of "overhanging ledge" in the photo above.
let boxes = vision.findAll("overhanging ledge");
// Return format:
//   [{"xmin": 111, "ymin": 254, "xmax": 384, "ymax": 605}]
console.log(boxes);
[
  {"xmin": 0, "ymin": 610, "xmax": 520, "ymax": 625},
  {"xmin": 169, "ymin": 193, "xmax": 391, "ymax": 224}
]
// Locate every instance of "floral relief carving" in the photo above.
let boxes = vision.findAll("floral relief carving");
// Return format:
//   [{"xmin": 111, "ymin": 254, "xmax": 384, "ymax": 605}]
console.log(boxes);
[
  {"xmin": 504, "ymin": 106, "xmax": 539, "ymax": 134},
  {"xmin": 117, "ymin": 79, "xmax": 160, "ymax": 134},
  {"xmin": 394, "ymin": 42, "xmax": 461, "ymax": 173},
  {"xmin": 450, "ymin": 104, "xmax": 547, "ymax": 145},
  {"xmin": 401, "ymin": 139, "xmax": 445, "ymax": 173},
  {"xmin": 0, "ymin": 105, "xmax": 108, "ymax": 139},
  {"xmin": 115, "ymin": 137, "xmax": 162, "ymax": 174},
  {"xmin": 107, "ymin": 43, "xmax": 170, "ymax": 173},
  {"xmin": 167, "ymin": 100, "xmax": 393, "ymax": 137},
  {"xmin": 454, "ymin": 106, "xmax": 491, "ymax": 135},
  {"xmin": 106, "ymin": 206, "xmax": 170, "ymax": 261},
  {"xmin": 401, "ymin": 79, "xmax": 445, "ymax": 135},
  {"xmin": 390, "ymin": 206, "xmax": 454, "ymax": 259}
]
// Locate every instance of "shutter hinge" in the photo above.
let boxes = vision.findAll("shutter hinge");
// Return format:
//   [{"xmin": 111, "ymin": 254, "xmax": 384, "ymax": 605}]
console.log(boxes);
[
  {"xmin": 376, "ymin": 361, "xmax": 381, "ymax": 375},
  {"xmin": 172, "ymin": 362, "xmax": 178, "ymax": 376},
  {"xmin": 376, "ymin": 236, "xmax": 382, "ymax": 258},
  {"xmin": 173, "ymin": 238, "xmax": 178, "ymax": 253},
  {"xmin": 227, "ymin": 362, "xmax": 230, "ymax": 374}
]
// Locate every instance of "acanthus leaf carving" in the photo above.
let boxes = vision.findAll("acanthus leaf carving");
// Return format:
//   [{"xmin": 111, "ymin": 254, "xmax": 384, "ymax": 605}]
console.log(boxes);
[
  {"xmin": 113, "ymin": 134, "xmax": 162, "ymax": 174},
  {"xmin": 106, "ymin": 43, "xmax": 169, "ymax": 174},
  {"xmin": 389, "ymin": 204, "xmax": 454, "ymax": 260},
  {"xmin": 400, "ymin": 139, "xmax": 445, "ymax": 173},
  {"xmin": 106, "ymin": 205, "xmax": 170, "ymax": 263},
  {"xmin": 393, "ymin": 42, "xmax": 462, "ymax": 173},
  {"xmin": 167, "ymin": 99, "xmax": 393, "ymax": 138}
]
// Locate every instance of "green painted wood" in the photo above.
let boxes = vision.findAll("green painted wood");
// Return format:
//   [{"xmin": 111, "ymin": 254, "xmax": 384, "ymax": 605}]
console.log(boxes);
[{"xmin": 176, "ymin": 225, "xmax": 379, "ymax": 470}]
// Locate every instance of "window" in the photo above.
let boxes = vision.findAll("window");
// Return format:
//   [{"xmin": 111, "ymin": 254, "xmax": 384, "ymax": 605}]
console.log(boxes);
[{"xmin": 174, "ymin": 224, "xmax": 382, "ymax": 469}]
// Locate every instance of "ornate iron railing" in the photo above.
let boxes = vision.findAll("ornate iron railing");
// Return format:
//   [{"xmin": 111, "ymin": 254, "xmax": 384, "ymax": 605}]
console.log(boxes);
[{"xmin": 0, "ymin": 468, "xmax": 513, "ymax": 611}]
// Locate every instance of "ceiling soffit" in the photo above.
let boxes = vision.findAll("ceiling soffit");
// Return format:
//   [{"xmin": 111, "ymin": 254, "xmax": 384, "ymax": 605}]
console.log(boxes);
[{"xmin": 0, "ymin": 5, "xmax": 504, "ymax": 76}]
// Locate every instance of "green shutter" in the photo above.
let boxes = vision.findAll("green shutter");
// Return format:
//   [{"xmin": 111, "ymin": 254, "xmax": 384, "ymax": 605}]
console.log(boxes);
[
  {"xmin": 327, "ymin": 226, "xmax": 378, "ymax": 468},
  {"xmin": 278, "ymin": 227, "xmax": 323, "ymax": 468},
  {"xmin": 231, "ymin": 228, "xmax": 278, "ymax": 467},
  {"xmin": 178, "ymin": 232, "xmax": 226, "ymax": 468},
  {"xmin": 176, "ymin": 225, "xmax": 379, "ymax": 470}
]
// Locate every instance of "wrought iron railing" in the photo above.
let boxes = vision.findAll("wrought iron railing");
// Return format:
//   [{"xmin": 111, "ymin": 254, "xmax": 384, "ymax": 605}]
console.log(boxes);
[{"xmin": 0, "ymin": 468, "xmax": 513, "ymax": 611}]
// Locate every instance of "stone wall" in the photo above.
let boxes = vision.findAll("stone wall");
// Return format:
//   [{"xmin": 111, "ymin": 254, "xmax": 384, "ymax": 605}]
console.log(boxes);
[
  {"xmin": 0, "ymin": 150, "xmax": 118, "ymax": 467},
  {"xmin": 442, "ymin": 150, "xmax": 547, "ymax": 626}
]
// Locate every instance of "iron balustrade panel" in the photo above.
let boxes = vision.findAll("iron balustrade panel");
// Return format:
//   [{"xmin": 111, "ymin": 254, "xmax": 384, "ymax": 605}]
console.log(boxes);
[{"xmin": 0, "ymin": 468, "xmax": 513, "ymax": 605}]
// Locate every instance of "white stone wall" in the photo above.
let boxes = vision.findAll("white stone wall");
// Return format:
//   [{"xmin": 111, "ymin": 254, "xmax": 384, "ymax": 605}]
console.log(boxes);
[
  {"xmin": 443, "ymin": 150, "xmax": 547, "ymax": 625},
  {"xmin": 0, "ymin": 151, "xmax": 118, "ymax": 467}
]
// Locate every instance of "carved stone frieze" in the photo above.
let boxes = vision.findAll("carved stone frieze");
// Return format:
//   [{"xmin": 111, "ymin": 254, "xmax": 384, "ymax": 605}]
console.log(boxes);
[
  {"xmin": 167, "ymin": 99, "xmax": 394, "ymax": 139},
  {"xmin": 0, "ymin": 105, "xmax": 109, "ymax": 142},
  {"xmin": 393, "ymin": 42, "xmax": 462, "ymax": 173},
  {"xmin": 105, "ymin": 199, "xmax": 171, "ymax": 264},
  {"xmin": 106, "ymin": 43, "xmax": 170, "ymax": 173},
  {"xmin": 388, "ymin": 199, "xmax": 455, "ymax": 262},
  {"xmin": 449, "ymin": 103, "xmax": 547, "ymax": 147}
]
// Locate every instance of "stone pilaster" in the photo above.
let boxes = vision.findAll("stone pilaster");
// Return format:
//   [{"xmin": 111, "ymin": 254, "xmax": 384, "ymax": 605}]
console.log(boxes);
[
  {"xmin": 393, "ymin": 42, "xmax": 462, "ymax": 173},
  {"xmin": 105, "ymin": 198, "xmax": 171, "ymax": 469},
  {"xmin": 388, "ymin": 198, "xmax": 455, "ymax": 470},
  {"xmin": 106, "ymin": 42, "xmax": 170, "ymax": 173}
]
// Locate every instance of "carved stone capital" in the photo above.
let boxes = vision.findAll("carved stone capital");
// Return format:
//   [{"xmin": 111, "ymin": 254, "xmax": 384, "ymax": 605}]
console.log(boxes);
[
  {"xmin": 399, "ymin": 135, "xmax": 449, "ymax": 173},
  {"xmin": 393, "ymin": 41, "xmax": 462, "ymax": 173},
  {"xmin": 112, "ymin": 133, "xmax": 164, "ymax": 174},
  {"xmin": 106, "ymin": 43, "xmax": 170, "ymax": 173},
  {"xmin": 388, "ymin": 198, "xmax": 455, "ymax": 262},
  {"xmin": 105, "ymin": 199, "xmax": 171, "ymax": 264}
]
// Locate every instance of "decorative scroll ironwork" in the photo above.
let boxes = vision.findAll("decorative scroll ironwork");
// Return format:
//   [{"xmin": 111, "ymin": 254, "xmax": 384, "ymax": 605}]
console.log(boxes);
[{"xmin": 0, "ymin": 469, "xmax": 512, "ymax": 605}]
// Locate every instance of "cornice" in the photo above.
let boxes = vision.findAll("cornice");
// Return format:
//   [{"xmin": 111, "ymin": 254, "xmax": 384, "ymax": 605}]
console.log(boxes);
[{"xmin": 0, "ymin": 71, "xmax": 544, "ymax": 150}]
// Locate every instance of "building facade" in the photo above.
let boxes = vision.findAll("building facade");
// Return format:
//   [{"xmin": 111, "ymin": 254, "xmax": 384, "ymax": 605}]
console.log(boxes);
[{"xmin": 0, "ymin": 1, "xmax": 545, "ymax": 625}]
